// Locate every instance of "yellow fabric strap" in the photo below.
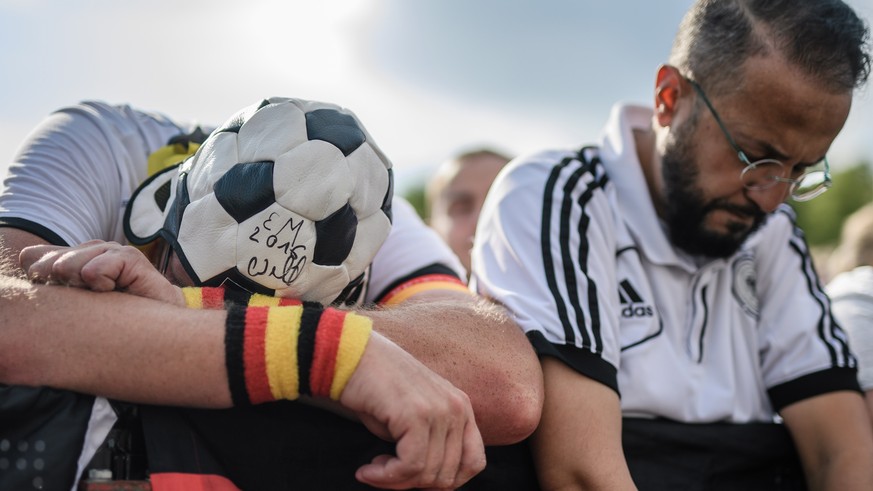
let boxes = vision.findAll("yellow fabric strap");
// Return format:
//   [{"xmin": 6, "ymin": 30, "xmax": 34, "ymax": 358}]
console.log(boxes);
[
  {"xmin": 265, "ymin": 306, "xmax": 302, "ymax": 400},
  {"xmin": 182, "ymin": 287, "xmax": 204, "ymax": 309},
  {"xmin": 330, "ymin": 312, "xmax": 373, "ymax": 400},
  {"xmin": 146, "ymin": 142, "xmax": 201, "ymax": 177},
  {"xmin": 249, "ymin": 293, "xmax": 285, "ymax": 307}
]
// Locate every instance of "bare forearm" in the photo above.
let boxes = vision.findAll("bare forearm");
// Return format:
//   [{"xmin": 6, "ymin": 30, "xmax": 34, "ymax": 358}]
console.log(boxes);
[
  {"xmin": 1, "ymin": 230, "xmax": 230, "ymax": 406},
  {"xmin": 0, "ymin": 275, "xmax": 232, "ymax": 407},
  {"xmin": 0, "ymin": 228, "xmax": 47, "ymax": 277},
  {"xmin": 800, "ymin": 431, "xmax": 873, "ymax": 491},
  {"xmin": 534, "ymin": 358, "xmax": 636, "ymax": 490},
  {"xmin": 0, "ymin": 275, "xmax": 489, "ymax": 489},
  {"xmin": 782, "ymin": 391, "xmax": 873, "ymax": 491},
  {"xmin": 866, "ymin": 391, "xmax": 873, "ymax": 430},
  {"xmin": 803, "ymin": 452, "xmax": 873, "ymax": 491},
  {"xmin": 366, "ymin": 291, "xmax": 544, "ymax": 445}
]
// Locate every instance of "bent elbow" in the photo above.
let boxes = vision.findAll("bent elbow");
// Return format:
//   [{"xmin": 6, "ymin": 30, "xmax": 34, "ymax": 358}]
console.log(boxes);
[
  {"xmin": 498, "ymin": 398, "xmax": 543, "ymax": 445},
  {"xmin": 478, "ymin": 367, "xmax": 544, "ymax": 445}
]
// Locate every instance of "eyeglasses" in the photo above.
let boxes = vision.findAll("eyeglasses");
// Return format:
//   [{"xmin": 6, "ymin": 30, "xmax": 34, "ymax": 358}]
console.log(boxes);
[{"xmin": 687, "ymin": 79, "xmax": 831, "ymax": 201}]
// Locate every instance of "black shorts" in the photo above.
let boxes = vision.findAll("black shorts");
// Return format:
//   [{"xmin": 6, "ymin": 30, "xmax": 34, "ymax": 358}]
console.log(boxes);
[
  {"xmin": 142, "ymin": 402, "xmax": 539, "ymax": 490},
  {"xmin": 623, "ymin": 417, "xmax": 807, "ymax": 491}
]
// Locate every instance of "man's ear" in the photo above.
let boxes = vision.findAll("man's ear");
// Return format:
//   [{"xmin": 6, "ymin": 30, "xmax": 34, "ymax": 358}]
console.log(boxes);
[{"xmin": 654, "ymin": 65, "xmax": 686, "ymax": 127}]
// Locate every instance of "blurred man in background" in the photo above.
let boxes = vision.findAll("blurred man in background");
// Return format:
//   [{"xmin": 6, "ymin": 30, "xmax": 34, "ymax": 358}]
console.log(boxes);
[{"xmin": 427, "ymin": 148, "xmax": 510, "ymax": 276}]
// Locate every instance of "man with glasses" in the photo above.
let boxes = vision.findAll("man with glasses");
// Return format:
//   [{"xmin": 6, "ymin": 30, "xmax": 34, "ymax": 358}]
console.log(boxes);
[
  {"xmin": 472, "ymin": 0, "xmax": 873, "ymax": 489},
  {"xmin": 687, "ymin": 79, "xmax": 833, "ymax": 201}
]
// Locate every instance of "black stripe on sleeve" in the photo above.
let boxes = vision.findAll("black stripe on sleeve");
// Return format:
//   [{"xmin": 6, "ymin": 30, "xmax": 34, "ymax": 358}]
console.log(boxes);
[
  {"xmin": 540, "ymin": 148, "xmax": 609, "ymax": 352},
  {"xmin": 297, "ymin": 302, "xmax": 324, "ymax": 397},
  {"xmin": 781, "ymin": 208, "xmax": 854, "ymax": 368},
  {"xmin": 576, "ymin": 169, "xmax": 609, "ymax": 353},
  {"xmin": 558, "ymin": 164, "xmax": 593, "ymax": 348},
  {"xmin": 541, "ymin": 157, "xmax": 576, "ymax": 344},
  {"xmin": 224, "ymin": 304, "xmax": 250, "ymax": 406},
  {"xmin": 768, "ymin": 366, "xmax": 861, "ymax": 412},
  {"xmin": 788, "ymin": 239, "xmax": 839, "ymax": 365},
  {"xmin": 0, "ymin": 218, "xmax": 69, "ymax": 246},
  {"xmin": 527, "ymin": 331, "xmax": 619, "ymax": 394}
]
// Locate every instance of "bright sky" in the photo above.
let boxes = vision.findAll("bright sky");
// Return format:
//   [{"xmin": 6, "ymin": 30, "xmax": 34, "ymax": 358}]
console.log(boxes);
[{"xmin": 1, "ymin": 0, "xmax": 871, "ymax": 194}]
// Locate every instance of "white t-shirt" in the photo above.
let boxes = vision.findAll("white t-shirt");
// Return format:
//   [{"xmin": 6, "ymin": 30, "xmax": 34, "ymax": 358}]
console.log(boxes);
[
  {"xmin": 473, "ymin": 103, "xmax": 858, "ymax": 423},
  {"xmin": 0, "ymin": 101, "xmax": 188, "ymax": 246},
  {"xmin": 0, "ymin": 100, "xmax": 463, "ymax": 490},
  {"xmin": 828, "ymin": 266, "xmax": 873, "ymax": 391}
]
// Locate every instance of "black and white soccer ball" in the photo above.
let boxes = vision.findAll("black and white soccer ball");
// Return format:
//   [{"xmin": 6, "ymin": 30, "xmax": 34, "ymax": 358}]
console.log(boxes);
[{"xmin": 124, "ymin": 97, "xmax": 393, "ymax": 305}]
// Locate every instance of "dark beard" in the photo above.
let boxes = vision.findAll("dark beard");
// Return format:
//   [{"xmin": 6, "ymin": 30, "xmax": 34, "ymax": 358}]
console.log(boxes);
[{"xmin": 660, "ymin": 122, "xmax": 768, "ymax": 259}]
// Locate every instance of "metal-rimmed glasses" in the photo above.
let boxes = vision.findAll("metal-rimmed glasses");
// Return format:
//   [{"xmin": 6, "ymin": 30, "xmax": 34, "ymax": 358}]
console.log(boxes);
[{"xmin": 687, "ymin": 79, "xmax": 832, "ymax": 201}]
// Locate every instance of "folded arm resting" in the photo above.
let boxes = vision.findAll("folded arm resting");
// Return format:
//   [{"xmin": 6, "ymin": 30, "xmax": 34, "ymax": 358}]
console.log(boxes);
[
  {"xmin": 9, "ymin": 228, "xmax": 544, "ymax": 446},
  {"xmin": 0, "ymin": 263, "xmax": 487, "ymax": 489},
  {"xmin": 5, "ymin": 227, "xmax": 543, "ymax": 445},
  {"xmin": 367, "ymin": 289, "xmax": 544, "ymax": 445},
  {"xmin": 0, "ymin": 277, "xmax": 233, "ymax": 406}
]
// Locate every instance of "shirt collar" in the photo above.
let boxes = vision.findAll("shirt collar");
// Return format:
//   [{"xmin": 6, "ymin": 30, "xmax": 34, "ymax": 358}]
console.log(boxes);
[{"xmin": 598, "ymin": 103, "xmax": 703, "ymax": 271}]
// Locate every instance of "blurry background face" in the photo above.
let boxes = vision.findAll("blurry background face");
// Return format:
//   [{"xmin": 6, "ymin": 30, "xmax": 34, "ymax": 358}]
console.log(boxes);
[{"xmin": 429, "ymin": 153, "xmax": 508, "ymax": 275}]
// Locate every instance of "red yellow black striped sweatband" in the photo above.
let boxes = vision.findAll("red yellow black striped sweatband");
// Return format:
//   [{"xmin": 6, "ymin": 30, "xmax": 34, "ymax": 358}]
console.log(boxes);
[
  {"xmin": 182, "ymin": 286, "xmax": 302, "ymax": 309},
  {"xmin": 223, "ymin": 302, "xmax": 372, "ymax": 405}
]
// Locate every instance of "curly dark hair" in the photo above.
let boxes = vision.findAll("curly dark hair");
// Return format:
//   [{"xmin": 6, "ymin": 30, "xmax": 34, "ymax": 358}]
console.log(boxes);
[{"xmin": 670, "ymin": 0, "xmax": 871, "ymax": 95}]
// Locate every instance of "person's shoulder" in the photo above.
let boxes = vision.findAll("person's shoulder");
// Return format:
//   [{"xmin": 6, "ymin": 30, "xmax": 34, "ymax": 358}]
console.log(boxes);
[
  {"xmin": 828, "ymin": 266, "xmax": 873, "ymax": 298},
  {"xmin": 508, "ymin": 148, "xmax": 591, "ymax": 171},
  {"xmin": 52, "ymin": 100, "xmax": 152, "ymax": 120},
  {"xmin": 51, "ymin": 100, "xmax": 191, "ymax": 134},
  {"xmin": 497, "ymin": 147, "xmax": 601, "ymax": 189},
  {"xmin": 367, "ymin": 195, "xmax": 466, "ymax": 300}
]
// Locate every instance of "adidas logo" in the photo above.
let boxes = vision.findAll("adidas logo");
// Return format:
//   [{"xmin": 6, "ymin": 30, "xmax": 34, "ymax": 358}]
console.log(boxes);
[{"xmin": 619, "ymin": 279, "xmax": 654, "ymax": 318}]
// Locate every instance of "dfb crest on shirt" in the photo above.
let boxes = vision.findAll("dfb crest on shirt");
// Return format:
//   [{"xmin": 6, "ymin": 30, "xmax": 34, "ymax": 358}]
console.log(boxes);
[{"xmin": 731, "ymin": 252, "xmax": 759, "ymax": 318}]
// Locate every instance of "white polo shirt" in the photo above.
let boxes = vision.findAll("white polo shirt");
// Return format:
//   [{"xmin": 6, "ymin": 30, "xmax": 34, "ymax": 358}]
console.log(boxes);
[{"xmin": 473, "ymin": 103, "xmax": 858, "ymax": 423}]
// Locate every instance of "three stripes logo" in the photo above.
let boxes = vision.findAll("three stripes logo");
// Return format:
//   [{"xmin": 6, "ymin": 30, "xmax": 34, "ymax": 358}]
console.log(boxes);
[{"xmin": 619, "ymin": 279, "xmax": 653, "ymax": 318}]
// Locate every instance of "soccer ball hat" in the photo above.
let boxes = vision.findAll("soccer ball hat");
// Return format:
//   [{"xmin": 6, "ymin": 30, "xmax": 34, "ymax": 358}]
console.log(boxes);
[{"xmin": 123, "ymin": 97, "xmax": 394, "ymax": 306}]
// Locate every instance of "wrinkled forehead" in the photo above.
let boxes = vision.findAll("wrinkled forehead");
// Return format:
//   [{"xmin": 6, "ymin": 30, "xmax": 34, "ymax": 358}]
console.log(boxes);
[{"xmin": 710, "ymin": 54, "xmax": 853, "ymax": 162}]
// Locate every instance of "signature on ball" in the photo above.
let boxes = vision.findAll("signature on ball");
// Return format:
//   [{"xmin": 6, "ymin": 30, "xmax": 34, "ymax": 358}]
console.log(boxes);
[{"xmin": 246, "ymin": 212, "xmax": 308, "ymax": 285}]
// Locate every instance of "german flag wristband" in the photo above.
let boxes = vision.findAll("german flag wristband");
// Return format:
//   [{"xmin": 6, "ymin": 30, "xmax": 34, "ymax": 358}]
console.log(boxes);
[
  {"xmin": 180, "ymin": 287, "xmax": 372, "ymax": 404},
  {"xmin": 223, "ymin": 302, "xmax": 372, "ymax": 405},
  {"xmin": 182, "ymin": 286, "xmax": 302, "ymax": 309}
]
